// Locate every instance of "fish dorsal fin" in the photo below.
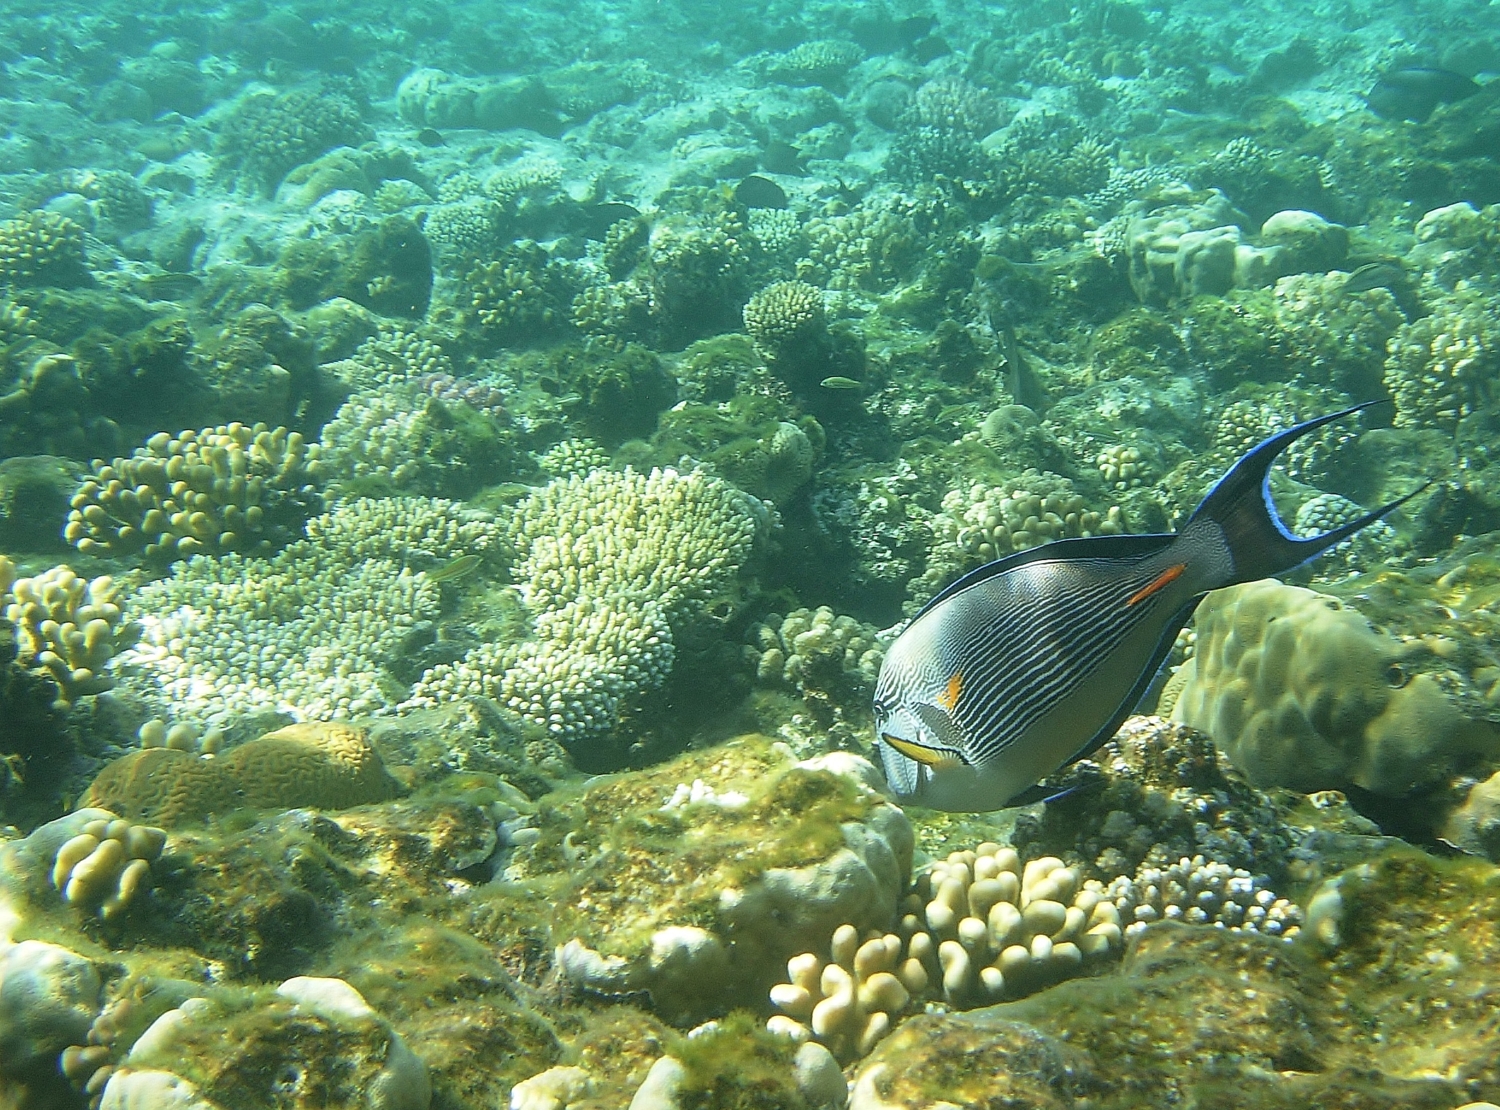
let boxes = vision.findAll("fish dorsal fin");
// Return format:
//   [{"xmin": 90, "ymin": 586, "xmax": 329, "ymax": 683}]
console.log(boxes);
[{"xmin": 913, "ymin": 532, "xmax": 1178, "ymax": 621}]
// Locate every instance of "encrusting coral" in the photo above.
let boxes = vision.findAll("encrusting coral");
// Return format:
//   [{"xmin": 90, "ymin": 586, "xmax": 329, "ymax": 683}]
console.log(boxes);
[{"xmin": 1, "ymin": 558, "xmax": 138, "ymax": 706}]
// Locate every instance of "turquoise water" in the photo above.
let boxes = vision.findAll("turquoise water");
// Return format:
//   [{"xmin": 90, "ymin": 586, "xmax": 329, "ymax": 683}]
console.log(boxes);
[{"xmin": 0, "ymin": 0, "xmax": 1499, "ymax": 1106}]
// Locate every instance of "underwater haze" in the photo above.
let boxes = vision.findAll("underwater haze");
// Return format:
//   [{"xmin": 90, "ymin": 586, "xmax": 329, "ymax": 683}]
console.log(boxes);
[{"xmin": 2, "ymin": 0, "xmax": 1500, "ymax": 1105}]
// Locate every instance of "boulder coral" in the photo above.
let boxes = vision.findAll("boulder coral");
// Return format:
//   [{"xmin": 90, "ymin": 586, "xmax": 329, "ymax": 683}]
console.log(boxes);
[{"xmin": 1171, "ymin": 580, "xmax": 1498, "ymax": 797}]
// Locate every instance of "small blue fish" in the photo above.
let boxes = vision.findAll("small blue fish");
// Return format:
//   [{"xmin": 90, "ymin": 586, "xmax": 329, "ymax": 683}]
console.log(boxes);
[{"xmin": 874, "ymin": 402, "xmax": 1424, "ymax": 812}]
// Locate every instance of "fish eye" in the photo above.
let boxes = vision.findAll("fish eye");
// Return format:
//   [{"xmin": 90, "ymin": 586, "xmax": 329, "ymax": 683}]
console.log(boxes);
[{"xmin": 1385, "ymin": 663, "xmax": 1407, "ymax": 688}]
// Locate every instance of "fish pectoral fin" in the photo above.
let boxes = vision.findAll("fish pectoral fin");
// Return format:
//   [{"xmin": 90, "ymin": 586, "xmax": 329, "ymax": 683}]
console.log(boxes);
[
  {"xmin": 910, "ymin": 701, "xmax": 972, "ymax": 757},
  {"xmin": 881, "ymin": 733, "xmax": 965, "ymax": 770},
  {"xmin": 1126, "ymin": 562, "xmax": 1187, "ymax": 607}
]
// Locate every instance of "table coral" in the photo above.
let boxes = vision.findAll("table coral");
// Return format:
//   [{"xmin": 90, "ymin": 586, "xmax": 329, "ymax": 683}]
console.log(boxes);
[
  {"xmin": 65, "ymin": 423, "xmax": 324, "ymax": 563},
  {"xmin": 2, "ymin": 560, "xmax": 138, "ymax": 706},
  {"xmin": 121, "ymin": 497, "xmax": 485, "ymax": 724}
]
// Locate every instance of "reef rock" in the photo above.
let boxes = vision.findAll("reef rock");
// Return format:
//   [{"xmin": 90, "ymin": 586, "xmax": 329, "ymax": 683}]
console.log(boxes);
[{"xmin": 533, "ymin": 736, "xmax": 913, "ymax": 1024}]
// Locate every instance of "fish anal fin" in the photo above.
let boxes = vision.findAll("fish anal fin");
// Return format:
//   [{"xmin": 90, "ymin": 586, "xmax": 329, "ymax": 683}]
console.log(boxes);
[{"xmin": 1127, "ymin": 563, "xmax": 1187, "ymax": 607}]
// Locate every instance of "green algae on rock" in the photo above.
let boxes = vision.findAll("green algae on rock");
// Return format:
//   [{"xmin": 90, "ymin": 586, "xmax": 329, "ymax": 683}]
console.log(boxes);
[{"xmin": 522, "ymin": 736, "xmax": 912, "ymax": 1025}]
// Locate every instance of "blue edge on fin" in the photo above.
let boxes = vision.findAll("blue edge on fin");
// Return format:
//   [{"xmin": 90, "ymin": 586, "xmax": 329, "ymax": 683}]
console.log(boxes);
[{"xmin": 961, "ymin": 400, "xmax": 1428, "ymax": 806}]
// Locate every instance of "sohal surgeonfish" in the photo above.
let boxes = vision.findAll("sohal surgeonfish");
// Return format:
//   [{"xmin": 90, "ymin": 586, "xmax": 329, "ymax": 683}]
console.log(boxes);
[
  {"xmin": 874, "ymin": 402, "xmax": 1424, "ymax": 812},
  {"xmin": 1365, "ymin": 66, "xmax": 1482, "ymax": 123}
]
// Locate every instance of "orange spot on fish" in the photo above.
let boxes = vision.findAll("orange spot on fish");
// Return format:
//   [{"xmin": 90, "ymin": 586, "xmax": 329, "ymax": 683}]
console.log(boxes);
[
  {"xmin": 937, "ymin": 671, "xmax": 964, "ymax": 712},
  {"xmin": 1126, "ymin": 563, "xmax": 1187, "ymax": 607}
]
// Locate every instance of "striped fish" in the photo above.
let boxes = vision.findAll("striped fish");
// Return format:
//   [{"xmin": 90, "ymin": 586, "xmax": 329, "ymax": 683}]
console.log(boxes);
[{"xmin": 874, "ymin": 402, "xmax": 1424, "ymax": 812}]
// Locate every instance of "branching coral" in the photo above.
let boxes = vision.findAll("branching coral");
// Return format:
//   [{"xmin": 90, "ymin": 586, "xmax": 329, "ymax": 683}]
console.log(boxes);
[
  {"xmin": 65, "ymin": 424, "xmax": 324, "ymax": 563},
  {"xmin": 407, "ymin": 467, "xmax": 772, "ymax": 744},
  {"xmin": 121, "ymin": 497, "xmax": 489, "ymax": 724},
  {"xmin": 2, "ymin": 560, "xmax": 138, "ymax": 706}
]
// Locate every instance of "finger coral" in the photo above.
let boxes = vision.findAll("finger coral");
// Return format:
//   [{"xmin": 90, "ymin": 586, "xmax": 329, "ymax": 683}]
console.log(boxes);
[
  {"xmin": 1, "ymin": 561, "xmax": 138, "ymax": 706},
  {"xmin": 64, "ymin": 424, "xmax": 324, "ymax": 563}
]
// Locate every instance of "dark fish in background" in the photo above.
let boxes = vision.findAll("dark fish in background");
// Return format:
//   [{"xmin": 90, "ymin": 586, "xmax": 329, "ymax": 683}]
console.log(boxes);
[
  {"xmin": 1366, "ymin": 66, "xmax": 1482, "ymax": 122},
  {"xmin": 1342, "ymin": 260, "xmax": 1406, "ymax": 293},
  {"xmin": 734, "ymin": 174, "xmax": 789, "ymax": 209},
  {"xmin": 874, "ymin": 402, "xmax": 1426, "ymax": 812},
  {"xmin": 761, "ymin": 141, "xmax": 806, "ymax": 176},
  {"xmin": 581, "ymin": 202, "xmax": 642, "ymax": 240},
  {"xmin": 416, "ymin": 128, "xmax": 445, "ymax": 147},
  {"xmin": 1341, "ymin": 259, "xmax": 1422, "ymax": 317}
]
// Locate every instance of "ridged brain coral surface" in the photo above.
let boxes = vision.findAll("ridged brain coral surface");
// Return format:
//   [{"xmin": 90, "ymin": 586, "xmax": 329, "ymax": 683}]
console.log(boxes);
[{"xmin": 79, "ymin": 723, "xmax": 397, "ymax": 826}]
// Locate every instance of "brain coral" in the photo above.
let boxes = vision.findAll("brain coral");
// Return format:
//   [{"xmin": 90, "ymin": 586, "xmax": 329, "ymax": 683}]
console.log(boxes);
[
  {"xmin": 79, "ymin": 722, "xmax": 399, "ymax": 826},
  {"xmin": 1172, "ymin": 580, "xmax": 1498, "ymax": 797}
]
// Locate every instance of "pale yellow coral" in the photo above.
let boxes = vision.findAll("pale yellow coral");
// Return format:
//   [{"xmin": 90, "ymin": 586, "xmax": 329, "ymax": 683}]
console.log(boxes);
[
  {"xmin": 64, "ymin": 423, "xmax": 323, "ymax": 562},
  {"xmin": 769, "ymin": 845, "xmax": 1121, "ymax": 1062},
  {"xmin": 50, "ymin": 813, "xmax": 166, "ymax": 920},
  {"xmin": 1172, "ymin": 580, "xmax": 1498, "ymax": 796},
  {"xmin": 2, "ymin": 564, "xmax": 138, "ymax": 705}
]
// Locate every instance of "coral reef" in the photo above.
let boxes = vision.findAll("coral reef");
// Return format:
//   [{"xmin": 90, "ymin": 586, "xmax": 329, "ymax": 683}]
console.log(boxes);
[
  {"xmin": 1385, "ymin": 286, "xmax": 1500, "ymax": 432},
  {"xmin": 911, "ymin": 474, "xmax": 1124, "ymax": 608},
  {"xmin": 79, "ymin": 722, "xmax": 401, "ymax": 826},
  {"xmin": 1172, "ymin": 580, "xmax": 1499, "ymax": 797},
  {"xmin": 530, "ymin": 738, "xmax": 912, "ymax": 1025},
  {"xmin": 1, "ymin": 559, "xmax": 138, "ymax": 706},
  {"xmin": 848, "ymin": 848, "xmax": 1500, "ymax": 1110},
  {"xmin": 65, "ymin": 424, "xmax": 324, "ymax": 563}
]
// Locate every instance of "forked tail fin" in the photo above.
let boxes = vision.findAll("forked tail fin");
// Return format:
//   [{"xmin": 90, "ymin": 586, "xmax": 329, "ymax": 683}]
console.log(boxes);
[{"xmin": 1187, "ymin": 400, "xmax": 1429, "ymax": 584}]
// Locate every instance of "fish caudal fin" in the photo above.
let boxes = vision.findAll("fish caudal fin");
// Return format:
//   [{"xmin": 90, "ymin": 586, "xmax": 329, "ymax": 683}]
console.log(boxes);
[{"xmin": 1188, "ymin": 400, "xmax": 1428, "ymax": 584}]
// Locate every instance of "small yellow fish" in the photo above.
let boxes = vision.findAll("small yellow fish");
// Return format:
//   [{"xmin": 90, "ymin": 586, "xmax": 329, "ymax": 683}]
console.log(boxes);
[
  {"xmin": 820, "ymin": 376, "xmax": 863, "ymax": 390},
  {"xmin": 429, "ymin": 554, "xmax": 484, "ymax": 583}
]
